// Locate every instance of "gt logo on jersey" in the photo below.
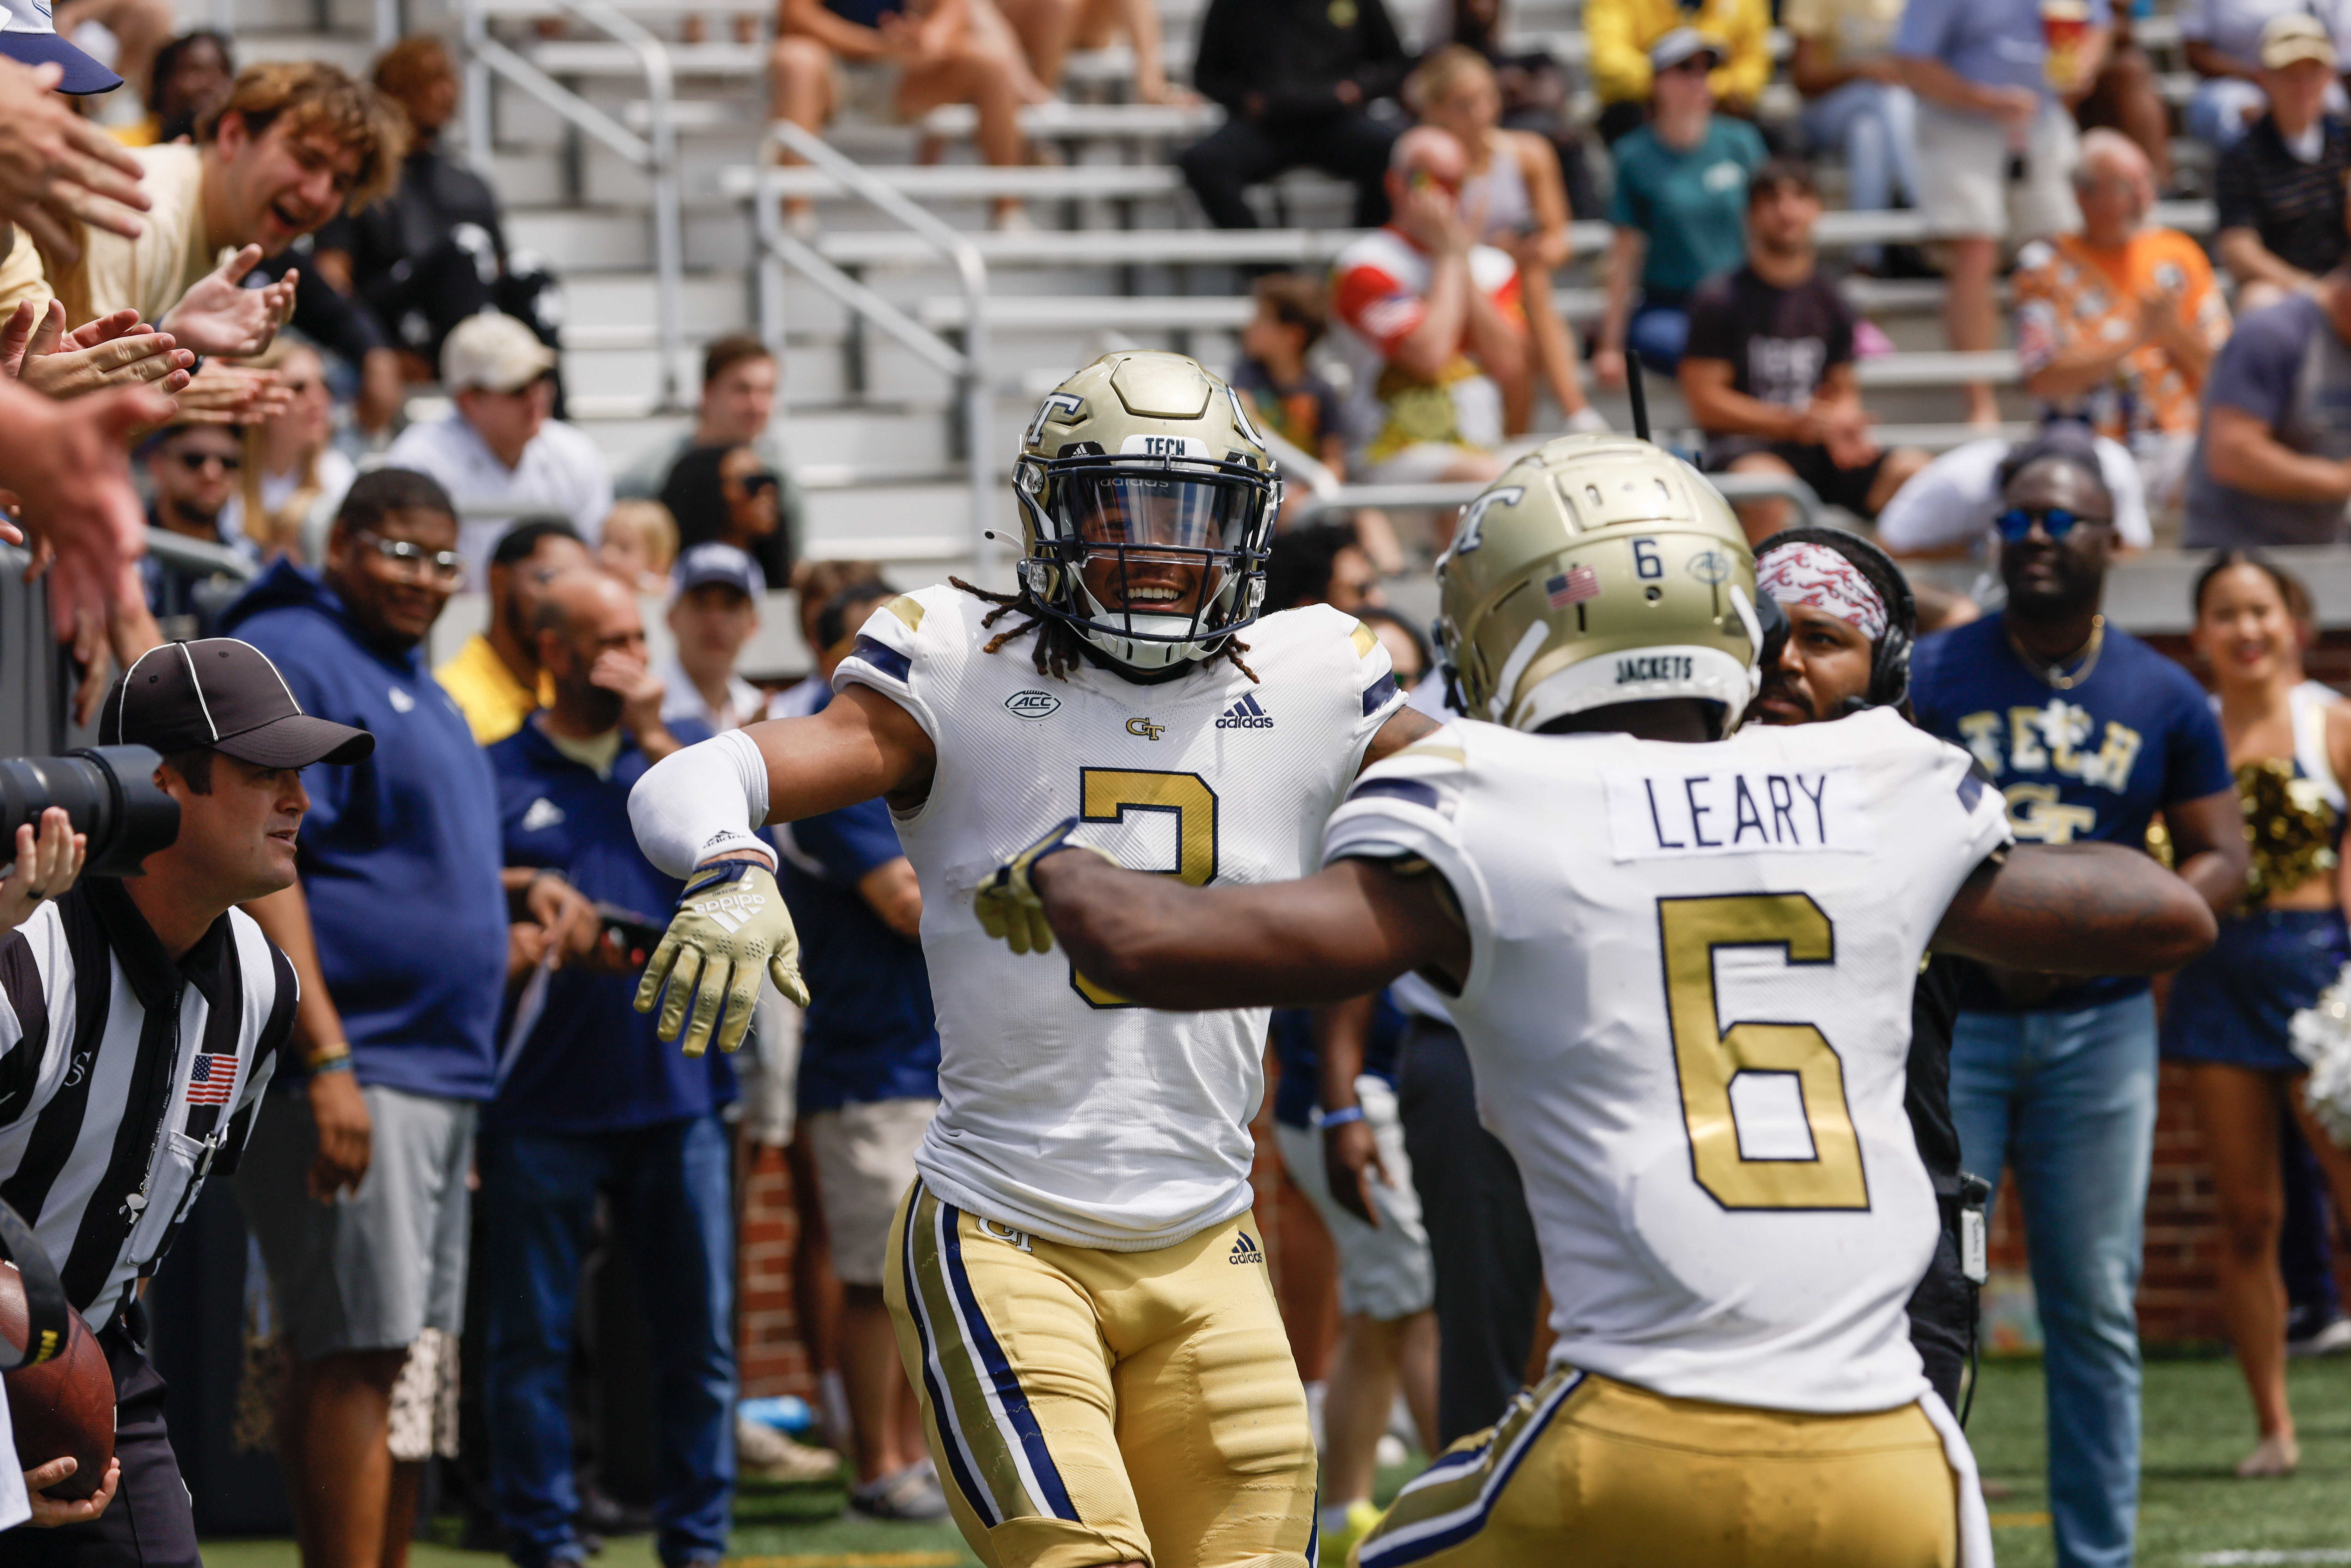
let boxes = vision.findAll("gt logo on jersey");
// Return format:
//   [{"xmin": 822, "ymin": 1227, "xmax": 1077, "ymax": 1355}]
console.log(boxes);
[
  {"xmin": 1217, "ymin": 694, "xmax": 1273, "ymax": 729},
  {"xmin": 977, "ymin": 1218, "xmax": 1034, "ymax": 1253},
  {"xmin": 2005, "ymin": 783, "xmax": 2098, "ymax": 844},
  {"xmin": 1126, "ymin": 717, "xmax": 1166, "ymax": 740},
  {"xmin": 691, "ymin": 888, "xmax": 769, "ymax": 932},
  {"xmin": 1229, "ymin": 1231, "xmax": 1266, "ymax": 1265}
]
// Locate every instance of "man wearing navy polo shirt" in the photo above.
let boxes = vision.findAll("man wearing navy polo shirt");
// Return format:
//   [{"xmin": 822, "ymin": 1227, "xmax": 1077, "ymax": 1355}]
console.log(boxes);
[
  {"xmin": 774, "ymin": 579, "xmax": 945, "ymax": 1522},
  {"xmin": 1910, "ymin": 424, "xmax": 2246, "ymax": 1568},
  {"xmin": 481, "ymin": 570, "xmax": 732, "ymax": 1568}
]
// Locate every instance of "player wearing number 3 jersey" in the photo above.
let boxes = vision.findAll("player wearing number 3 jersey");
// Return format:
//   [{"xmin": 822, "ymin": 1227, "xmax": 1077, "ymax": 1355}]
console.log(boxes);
[
  {"xmin": 627, "ymin": 351, "xmax": 1432, "ymax": 1568},
  {"xmin": 999, "ymin": 434, "xmax": 2217, "ymax": 1567}
]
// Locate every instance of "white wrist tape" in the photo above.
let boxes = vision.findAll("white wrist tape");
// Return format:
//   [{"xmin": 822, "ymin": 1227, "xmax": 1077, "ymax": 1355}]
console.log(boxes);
[{"xmin": 628, "ymin": 727, "xmax": 775, "ymax": 879}]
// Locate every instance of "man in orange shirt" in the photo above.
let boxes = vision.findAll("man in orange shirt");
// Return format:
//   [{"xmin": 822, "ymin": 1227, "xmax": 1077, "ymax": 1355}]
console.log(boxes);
[{"xmin": 2013, "ymin": 127, "xmax": 2232, "ymax": 514}]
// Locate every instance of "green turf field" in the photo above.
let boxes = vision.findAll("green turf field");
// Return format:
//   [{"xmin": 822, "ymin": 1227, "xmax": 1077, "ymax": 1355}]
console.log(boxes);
[{"xmin": 192, "ymin": 1352, "xmax": 2351, "ymax": 1568}]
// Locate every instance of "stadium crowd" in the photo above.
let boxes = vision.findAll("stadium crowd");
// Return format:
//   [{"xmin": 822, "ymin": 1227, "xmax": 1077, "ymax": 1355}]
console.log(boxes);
[{"xmin": 0, "ymin": 0, "xmax": 2345, "ymax": 1564}]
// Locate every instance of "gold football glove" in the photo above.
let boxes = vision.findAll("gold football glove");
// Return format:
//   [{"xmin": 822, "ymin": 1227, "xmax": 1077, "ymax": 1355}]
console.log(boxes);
[
  {"xmin": 974, "ymin": 819, "xmax": 1119, "ymax": 956},
  {"xmin": 634, "ymin": 859, "xmax": 811, "ymax": 1057}
]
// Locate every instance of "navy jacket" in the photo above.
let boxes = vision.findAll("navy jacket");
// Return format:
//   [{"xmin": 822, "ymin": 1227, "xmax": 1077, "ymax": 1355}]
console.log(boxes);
[
  {"xmin": 487, "ymin": 717, "xmax": 736, "ymax": 1132},
  {"xmin": 219, "ymin": 560, "xmax": 506, "ymax": 1099}
]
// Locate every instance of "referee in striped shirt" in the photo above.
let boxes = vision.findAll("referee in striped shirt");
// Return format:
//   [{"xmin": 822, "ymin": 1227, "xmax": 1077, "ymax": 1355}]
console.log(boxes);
[{"xmin": 0, "ymin": 638, "xmax": 370, "ymax": 1568}]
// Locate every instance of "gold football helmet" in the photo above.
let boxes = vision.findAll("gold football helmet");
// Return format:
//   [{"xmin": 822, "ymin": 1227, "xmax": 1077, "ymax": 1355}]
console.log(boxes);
[
  {"xmin": 1012, "ymin": 351, "xmax": 1279, "ymax": 678},
  {"xmin": 1435, "ymin": 434, "xmax": 1768, "ymax": 737}
]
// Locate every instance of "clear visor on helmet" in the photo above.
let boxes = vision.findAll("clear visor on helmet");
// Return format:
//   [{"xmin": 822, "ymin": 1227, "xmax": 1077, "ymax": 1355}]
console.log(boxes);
[{"xmin": 1056, "ymin": 470, "xmax": 1257, "ymax": 554}]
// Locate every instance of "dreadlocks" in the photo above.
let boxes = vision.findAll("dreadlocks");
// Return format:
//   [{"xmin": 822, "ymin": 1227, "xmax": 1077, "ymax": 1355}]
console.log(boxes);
[{"xmin": 950, "ymin": 578, "xmax": 1260, "ymax": 684}]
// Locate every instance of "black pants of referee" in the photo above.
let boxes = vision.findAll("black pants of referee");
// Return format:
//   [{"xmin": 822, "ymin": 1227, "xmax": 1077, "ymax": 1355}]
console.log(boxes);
[
  {"xmin": 0, "ymin": 1310, "xmax": 199, "ymax": 1568},
  {"xmin": 1396, "ymin": 1017, "xmax": 1545, "ymax": 1448}
]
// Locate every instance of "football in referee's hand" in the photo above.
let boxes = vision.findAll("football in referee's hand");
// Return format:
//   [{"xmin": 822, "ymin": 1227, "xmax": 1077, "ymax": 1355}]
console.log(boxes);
[{"xmin": 0, "ymin": 1262, "xmax": 111, "ymax": 1499}]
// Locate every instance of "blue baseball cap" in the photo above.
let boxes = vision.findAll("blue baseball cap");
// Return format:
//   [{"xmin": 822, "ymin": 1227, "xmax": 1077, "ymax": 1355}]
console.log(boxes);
[
  {"xmin": 0, "ymin": 0, "xmax": 123, "ymax": 95},
  {"xmin": 671, "ymin": 541, "xmax": 766, "ymax": 603}
]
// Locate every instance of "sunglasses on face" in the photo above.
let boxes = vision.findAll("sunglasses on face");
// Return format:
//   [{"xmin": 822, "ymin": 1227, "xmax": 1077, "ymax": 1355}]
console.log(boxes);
[
  {"xmin": 1994, "ymin": 506, "xmax": 2108, "ymax": 542},
  {"xmin": 176, "ymin": 449, "xmax": 241, "ymax": 473},
  {"xmin": 736, "ymin": 471, "xmax": 780, "ymax": 498},
  {"xmin": 1405, "ymin": 168, "xmax": 1461, "ymax": 195},
  {"xmin": 357, "ymin": 529, "xmax": 466, "ymax": 587}
]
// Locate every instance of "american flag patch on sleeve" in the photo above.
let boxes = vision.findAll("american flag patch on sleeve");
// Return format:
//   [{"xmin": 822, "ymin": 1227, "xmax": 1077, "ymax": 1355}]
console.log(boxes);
[{"xmin": 185, "ymin": 1054, "xmax": 234, "ymax": 1105}]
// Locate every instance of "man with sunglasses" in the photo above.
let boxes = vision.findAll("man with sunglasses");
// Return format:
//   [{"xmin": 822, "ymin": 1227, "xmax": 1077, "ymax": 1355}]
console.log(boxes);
[
  {"xmin": 218, "ymin": 467, "xmax": 515, "ymax": 1568},
  {"xmin": 141, "ymin": 424, "xmax": 250, "ymax": 638},
  {"xmin": 1909, "ymin": 424, "xmax": 2245, "ymax": 1568}
]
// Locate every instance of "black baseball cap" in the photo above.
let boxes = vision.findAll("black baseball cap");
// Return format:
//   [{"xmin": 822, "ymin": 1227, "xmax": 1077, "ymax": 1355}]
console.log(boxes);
[{"xmin": 101, "ymin": 640, "xmax": 375, "ymax": 768}]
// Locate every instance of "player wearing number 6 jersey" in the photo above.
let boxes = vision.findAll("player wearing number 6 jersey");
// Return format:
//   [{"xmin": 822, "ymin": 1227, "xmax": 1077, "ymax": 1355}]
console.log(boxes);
[
  {"xmin": 627, "ymin": 350, "xmax": 1432, "ymax": 1568},
  {"xmin": 990, "ymin": 433, "xmax": 2217, "ymax": 1568}
]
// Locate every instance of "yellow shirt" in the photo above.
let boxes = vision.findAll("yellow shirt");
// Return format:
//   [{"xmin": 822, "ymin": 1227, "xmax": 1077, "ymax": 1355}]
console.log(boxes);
[
  {"xmin": 40, "ymin": 143, "xmax": 220, "ymax": 331},
  {"xmin": 435, "ymin": 633, "xmax": 555, "ymax": 746},
  {"xmin": 0, "ymin": 227, "xmax": 51, "ymax": 316},
  {"xmin": 109, "ymin": 117, "xmax": 162, "ymax": 149},
  {"xmin": 1585, "ymin": 0, "xmax": 1774, "ymax": 107}
]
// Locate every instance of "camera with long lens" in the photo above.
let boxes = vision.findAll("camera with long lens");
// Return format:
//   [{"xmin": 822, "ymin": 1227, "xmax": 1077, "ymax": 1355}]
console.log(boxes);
[{"xmin": 0, "ymin": 747, "xmax": 181, "ymax": 878}]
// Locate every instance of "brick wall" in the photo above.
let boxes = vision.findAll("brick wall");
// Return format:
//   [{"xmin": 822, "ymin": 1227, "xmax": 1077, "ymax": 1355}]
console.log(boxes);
[{"xmin": 738, "ymin": 1143, "xmax": 815, "ymax": 1399}]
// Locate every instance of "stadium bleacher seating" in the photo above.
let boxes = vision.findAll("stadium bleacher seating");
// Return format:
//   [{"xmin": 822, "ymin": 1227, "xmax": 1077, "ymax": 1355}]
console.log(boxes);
[{"xmin": 420, "ymin": 0, "xmax": 2213, "ymax": 621}]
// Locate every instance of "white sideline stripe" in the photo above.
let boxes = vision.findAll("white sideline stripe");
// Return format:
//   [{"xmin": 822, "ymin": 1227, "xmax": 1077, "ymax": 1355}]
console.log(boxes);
[{"xmin": 2192, "ymin": 1553, "xmax": 2351, "ymax": 1564}]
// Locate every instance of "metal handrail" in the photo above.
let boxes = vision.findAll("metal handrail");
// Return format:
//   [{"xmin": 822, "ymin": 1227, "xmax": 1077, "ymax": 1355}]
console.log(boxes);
[
  {"xmin": 458, "ymin": 0, "xmax": 686, "ymax": 409},
  {"xmin": 754, "ymin": 122, "xmax": 996, "ymax": 580},
  {"xmin": 1288, "ymin": 472, "xmax": 1825, "ymax": 530},
  {"xmin": 144, "ymin": 529, "xmax": 260, "ymax": 580}
]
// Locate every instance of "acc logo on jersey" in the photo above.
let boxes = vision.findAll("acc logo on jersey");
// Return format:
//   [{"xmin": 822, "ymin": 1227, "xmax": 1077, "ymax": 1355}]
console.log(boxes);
[
  {"xmin": 692, "ymin": 888, "xmax": 769, "ymax": 933},
  {"xmin": 1126, "ymin": 717, "xmax": 1166, "ymax": 740},
  {"xmin": 1005, "ymin": 690, "xmax": 1062, "ymax": 720}
]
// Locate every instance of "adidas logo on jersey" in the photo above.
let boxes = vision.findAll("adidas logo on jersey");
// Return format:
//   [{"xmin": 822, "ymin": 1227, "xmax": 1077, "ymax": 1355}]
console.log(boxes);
[
  {"xmin": 693, "ymin": 889, "xmax": 768, "ymax": 933},
  {"xmin": 1229, "ymin": 1231, "xmax": 1266, "ymax": 1265},
  {"xmin": 1216, "ymin": 693, "xmax": 1274, "ymax": 730}
]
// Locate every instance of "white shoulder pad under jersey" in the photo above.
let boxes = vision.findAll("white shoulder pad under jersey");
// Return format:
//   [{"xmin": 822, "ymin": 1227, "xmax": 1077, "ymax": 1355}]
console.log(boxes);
[
  {"xmin": 837, "ymin": 586, "xmax": 1406, "ymax": 1251},
  {"xmin": 1324, "ymin": 709, "xmax": 2013, "ymax": 1413}
]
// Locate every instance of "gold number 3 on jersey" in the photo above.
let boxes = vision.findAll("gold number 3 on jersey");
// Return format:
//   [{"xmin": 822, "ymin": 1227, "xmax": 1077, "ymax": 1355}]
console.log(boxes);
[
  {"xmin": 1657, "ymin": 894, "xmax": 1870, "ymax": 1211},
  {"xmin": 1073, "ymin": 768, "xmax": 1218, "ymax": 1007}
]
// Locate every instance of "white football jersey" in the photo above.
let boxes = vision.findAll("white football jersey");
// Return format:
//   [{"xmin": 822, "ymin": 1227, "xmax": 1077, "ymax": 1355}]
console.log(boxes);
[
  {"xmin": 1323, "ymin": 709, "xmax": 2012, "ymax": 1413},
  {"xmin": 838, "ymin": 585, "xmax": 1405, "ymax": 1250}
]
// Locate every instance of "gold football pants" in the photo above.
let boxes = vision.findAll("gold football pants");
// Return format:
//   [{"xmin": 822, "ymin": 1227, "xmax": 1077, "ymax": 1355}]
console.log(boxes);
[
  {"xmin": 1353, "ymin": 1366, "xmax": 1961, "ymax": 1568},
  {"xmin": 885, "ymin": 1180, "xmax": 1319, "ymax": 1568}
]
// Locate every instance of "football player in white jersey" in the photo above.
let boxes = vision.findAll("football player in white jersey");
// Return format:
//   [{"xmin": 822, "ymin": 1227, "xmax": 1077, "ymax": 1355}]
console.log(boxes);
[
  {"xmin": 979, "ymin": 433, "xmax": 2216, "ymax": 1567},
  {"xmin": 626, "ymin": 351, "xmax": 1435, "ymax": 1568}
]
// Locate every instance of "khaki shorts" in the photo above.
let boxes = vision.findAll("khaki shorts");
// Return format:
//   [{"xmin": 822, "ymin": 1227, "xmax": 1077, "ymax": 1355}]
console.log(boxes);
[
  {"xmin": 1914, "ymin": 98, "xmax": 2081, "ymax": 243},
  {"xmin": 1356, "ymin": 1369, "xmax": 1964, "ymax": 1567},
  {"xmin": 886, "ymin": 1181, "xmax": 1317, "ymax": 1568},
  {"xmin": 1274, "ymin": 1077, "xmax": 1435, "ymax": 1322},
  {"xmin": 805, "ymin": 1096, "xmax": 936, "ymax": 1285}
]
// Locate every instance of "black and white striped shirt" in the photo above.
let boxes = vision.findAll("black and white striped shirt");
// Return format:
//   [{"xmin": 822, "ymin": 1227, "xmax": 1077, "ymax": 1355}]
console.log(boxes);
[{"xmin": 0, "ymin": 876, "xmax": 294, "ymax": 1327}]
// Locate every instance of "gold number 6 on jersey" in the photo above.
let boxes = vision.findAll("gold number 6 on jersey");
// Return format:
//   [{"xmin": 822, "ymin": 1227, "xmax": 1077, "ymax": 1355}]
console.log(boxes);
[
  {"xmin": 1656, "ymin": 894, "xmax": 1869, "ymax": 1211},
  {"xmin": 1072, "ymin": 768, "xmax": 1218, "ymax": 1007}
]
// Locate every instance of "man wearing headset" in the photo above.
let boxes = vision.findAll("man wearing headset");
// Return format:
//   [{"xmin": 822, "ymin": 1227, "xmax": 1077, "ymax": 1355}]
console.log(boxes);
[{"xmin": 1742, "ymin": 527, "xmax": 1981, "ymax": 1412}]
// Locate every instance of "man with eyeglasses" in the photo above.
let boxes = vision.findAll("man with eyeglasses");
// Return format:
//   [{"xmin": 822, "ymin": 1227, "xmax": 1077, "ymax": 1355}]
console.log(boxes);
[
  {"xmin": 141, "ymin": 424, "xmax": 250, "ymax": 638},
  {"xmin": 217, "ymin": 467, "xmax": 518, "ymax": 1568},
  {"xmin": 386, "ymin": 311, "xmax": 613, "ymax": 575},
  {"xmin": 1908, "ymin": 422, "xmax": 2245, "ymax": 1568}
]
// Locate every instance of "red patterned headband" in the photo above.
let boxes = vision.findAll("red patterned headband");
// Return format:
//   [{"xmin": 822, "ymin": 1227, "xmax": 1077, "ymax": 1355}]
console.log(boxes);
[{"xmin": 1756, "ymin": 540, "xmax": 1888, "ymax": 643}]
